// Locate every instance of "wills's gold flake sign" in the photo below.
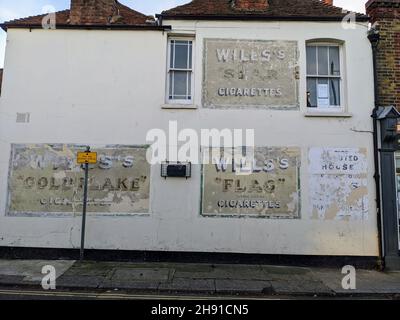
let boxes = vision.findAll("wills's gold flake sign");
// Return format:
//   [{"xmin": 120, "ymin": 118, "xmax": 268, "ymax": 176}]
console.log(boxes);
[
  {"xmin": 201, "ymin": 147, "xmax": 301, "ymax": 218},
  {"xmin": 203, "ymin": 39, "xmax": 299, "ymax": 109},
  {"xmin": 7, "ymin": 144, "xmax": 150, "ymax": 216}
]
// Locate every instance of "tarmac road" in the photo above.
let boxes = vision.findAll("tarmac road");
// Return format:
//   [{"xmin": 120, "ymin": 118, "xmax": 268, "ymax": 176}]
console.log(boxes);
[
  {"xmin": 0, "ymin": 288, "xmax": 278, "ymax": 300},
  {"xmin": 0, "ymin": 288, "xmax": 392, "ymax": 300}
]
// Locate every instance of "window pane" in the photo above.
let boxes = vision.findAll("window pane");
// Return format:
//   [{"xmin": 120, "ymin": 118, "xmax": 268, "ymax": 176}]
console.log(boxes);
[
  {"xmin": 317, "ymin": 78, "xmax": 329, "ymax": 108},
  {"xmin": 307, "ymin": 78, "xmax": 317, "ymax": 107},
  {"xmin": 188, "ymin": 42, "xmax": 193, "ymax": 69},
  {"xmin": 170, "ymin": 40, "xmax": 175, "ymax": 68},
  {"xmin": 317, "ymin": 46, "xmax": 329, "ymax": 75},
  {"xmin": 174, "ymin": 41, "xmax": 190, "ymax": 69},
  {"xmin": 188, "ymin": 72, "xmax": 192, "ymax": 99},
  {"xmin": 329, "ymin": 46, "xmax": 340, "ymax": 76},
  {"xmin": 169, "ymin": 72, "xmax": 173, "ymax": 98},
  {"xmin": 306, "ymin": 46, "xmax": 317, "ymax": 75},
  {"xmin": 329, "ymin": 78, "xmax": 341, "ymax": 106},
  {"xmin": 171, "ymin": 71, "xmax": 190, "ymax": 99}
]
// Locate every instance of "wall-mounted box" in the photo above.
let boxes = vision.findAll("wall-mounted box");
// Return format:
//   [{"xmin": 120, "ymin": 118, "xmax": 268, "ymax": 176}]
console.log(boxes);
[{"xmin": 161, "ymin": 162, "xmax": 191, "ymax": 179}]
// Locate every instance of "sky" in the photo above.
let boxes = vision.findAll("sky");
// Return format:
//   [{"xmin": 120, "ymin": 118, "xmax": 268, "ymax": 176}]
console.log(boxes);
[{"xmin": 0, "ymin": 0, "xmax": 367, "ymax": 68}]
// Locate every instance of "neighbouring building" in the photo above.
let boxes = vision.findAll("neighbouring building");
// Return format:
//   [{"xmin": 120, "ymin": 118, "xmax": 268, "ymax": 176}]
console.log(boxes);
[
  {"xmin": 366, "ymin": 0, "xmax": 400, "ymax": 269},
  {"xmin": 0, "ymin": 0, "xmax": 397, "ymax": 267},
  {"xmin": 367, "ymin": 0, "xmax": 400, "ymax": 110}
]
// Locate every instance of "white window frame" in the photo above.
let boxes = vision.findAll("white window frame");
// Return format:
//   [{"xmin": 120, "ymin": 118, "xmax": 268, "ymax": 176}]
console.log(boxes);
[
  {"xmin": 166, "ymin": 37, "xmax": 195, "ymax": 105},
  {"xmin": 306, "ymin": 41, "xmax": 346, "ymax": 113}
]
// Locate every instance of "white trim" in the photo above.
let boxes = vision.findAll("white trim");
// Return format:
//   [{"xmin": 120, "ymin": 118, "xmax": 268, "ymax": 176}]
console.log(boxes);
[
  {"xmin": 306, "ymin": 42, "xmax": 346, "ymax": 112},
  {"xmin": 304, "ymin": 111, "xmax": 352, "ymax": 118},
  {"xmin": 166, "ymin": 37, "xmax": 195, "ymax": 105},
  {"xmin": 161, "ymin": 104, "xmax": 198, "ymax": 110}
]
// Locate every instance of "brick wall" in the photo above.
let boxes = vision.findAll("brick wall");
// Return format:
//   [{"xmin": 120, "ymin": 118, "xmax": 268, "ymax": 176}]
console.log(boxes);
[
  {"xmin": 70, "ymin": 0, "xmax": 117, "ymax": 24},
  {"xmin": 366, "ymin": 0, "xmax": 400, "ymax": 110},
  {"xmin": 233, "ymin": 0, "xmax": 269, "ymax": 11}
]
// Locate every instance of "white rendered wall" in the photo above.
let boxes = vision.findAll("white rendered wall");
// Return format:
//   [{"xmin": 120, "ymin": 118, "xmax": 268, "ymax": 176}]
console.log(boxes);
[{"xmin": 0, "ymin": 21, "xmax": 378, "ymax": 256}]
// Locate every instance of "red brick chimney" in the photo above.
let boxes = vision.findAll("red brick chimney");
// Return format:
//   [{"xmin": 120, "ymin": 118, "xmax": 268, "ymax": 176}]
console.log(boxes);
[
  {"xmin": 233, "ymin": 0, "xmax": 269, "ymax": 11},
  {"xmin": 69, "ymin": 0, "xmax": 120, "ymax": 24},
  {"xmin": 366, "ymin": 0, "xmax": 400, "ymax": 110},
  {"xmin": 322, "ymin": 0, "xmax": 333, "ymax": 5}
]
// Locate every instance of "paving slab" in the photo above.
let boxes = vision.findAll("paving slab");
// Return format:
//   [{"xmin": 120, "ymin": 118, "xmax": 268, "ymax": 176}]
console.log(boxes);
[
  {"xmin": 64, "ymin": 261, "xmax": 114, "ymax": 277},
  {"xmin": 0, "ymin": 275, "xmax": 26, "ymax": 286},
  {"xmin": 310, "ymin": 268, "xmax": 400, "ymax": 295},
  {"xmin": 0, "ymin": 259, "xmax": 399, "ymax": 297},
  {"xmin": 0, "ymin": 260, "xmax": 75, "ymax": 284},
  {"xmin": 56, "ymin": 275, "xmax": 104, "ymax": 289},
  {"xmin": 270, "ymin": 279, "xmax": 334, "ymax": 296},
  {"xmin": 215, "ymin": 279, "xmax": 274, "ymax": 295},
  {"xmin": 158, "ymin": 279, "xmax": 215, "ymax": 294},
  {"xmin": 260, "ymin": 265, "xmax": 311, "ymax": 275},
  {"xmin": 175, "ymin": 264, "xmax": 269, "ymax": 281},
  {"xmin": 111, "ymin": 268, "xmax": 173, "ymax": 282}
]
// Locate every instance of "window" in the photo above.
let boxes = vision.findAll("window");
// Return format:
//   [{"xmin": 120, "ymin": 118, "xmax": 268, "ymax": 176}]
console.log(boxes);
[
  {"xmin": 167, "ymin": 39, "xmax": 194, "ymax": 104},
  {"xmin": 306, "ymin": 43, "xmax": 343, "ymax": 110}
]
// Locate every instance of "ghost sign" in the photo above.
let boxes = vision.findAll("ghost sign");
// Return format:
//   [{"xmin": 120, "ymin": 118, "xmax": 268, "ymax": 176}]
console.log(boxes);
[
  {"xmin": 309, "ymin": 148, "xmax": 368, "ymax": 221},
  {"xmin": 201, "ymin": 147, "xmax": 301, "ymax": 218},
  {"xmin": 7, "ymin": 144, "xmax": 150, "ymax": 216},
  {"xmin": 203, "ymin": 39, "xmax": 299, "ymax": 109}
]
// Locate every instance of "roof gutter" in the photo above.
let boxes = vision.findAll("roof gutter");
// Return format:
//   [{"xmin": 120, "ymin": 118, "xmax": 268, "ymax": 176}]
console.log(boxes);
[
  {"xmin": 0, "ymin": 24, "xmax": 172, "ymax": 32},
  {"xmin": 156, "ymin": 14, "xmax": 370, "ymax": 22}
]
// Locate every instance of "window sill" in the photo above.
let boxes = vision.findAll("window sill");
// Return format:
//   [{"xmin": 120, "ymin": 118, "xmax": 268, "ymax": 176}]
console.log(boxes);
[
  {"xmin": 304, "ymin": 110, "xmax": 352, "ymax": 118},
  {"xmin": 161, "ymin": 104, "xmax": 198, "ymax": 110}
]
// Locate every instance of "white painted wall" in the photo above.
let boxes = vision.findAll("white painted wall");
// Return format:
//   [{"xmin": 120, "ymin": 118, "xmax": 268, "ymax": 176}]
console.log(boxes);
[{"xmin": 0, "ymin": 20, "xmax": 378, "ymax": 256}]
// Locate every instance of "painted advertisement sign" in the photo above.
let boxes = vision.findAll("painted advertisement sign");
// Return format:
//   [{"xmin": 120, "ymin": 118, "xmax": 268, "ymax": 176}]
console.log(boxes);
[
  {"xmin": 7, "ymin": 144, "xmax": 150, "ymax": 216},
  {"xmin": 203, "ymin": 39, "xmax": 299, "ymax": 109},
  {"xmin": 201, "ymin": 147, "xmax": 301, "ymax": 218},
  {"xmin": 309, "ymin": 148, "xmax": 368, "ymax": 220}
]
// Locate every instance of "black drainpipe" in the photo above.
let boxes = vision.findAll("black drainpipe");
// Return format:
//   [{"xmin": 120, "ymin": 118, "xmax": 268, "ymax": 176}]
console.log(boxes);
[{"xmin": 368, "ymin": 29, "xmax": 384, "ymax": 270}]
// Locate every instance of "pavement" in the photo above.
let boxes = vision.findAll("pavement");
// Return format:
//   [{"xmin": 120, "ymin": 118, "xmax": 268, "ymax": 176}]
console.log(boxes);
[{"xmin": 0, "ymin": 259, "xmax": 399, "ymax": 298}]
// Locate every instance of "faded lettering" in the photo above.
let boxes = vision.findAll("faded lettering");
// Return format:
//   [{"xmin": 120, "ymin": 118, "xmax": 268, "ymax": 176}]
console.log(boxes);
[
  {"xmin": 204, "ymin": 39, "xmax": 299, "ymax": 109},
  {"xmin": 202, "ymin": 147, "xmax": 300, "ymax": 218},
  {"xmin": 8, "ymin": 144, "xmax": 151, "ymax": 216}
]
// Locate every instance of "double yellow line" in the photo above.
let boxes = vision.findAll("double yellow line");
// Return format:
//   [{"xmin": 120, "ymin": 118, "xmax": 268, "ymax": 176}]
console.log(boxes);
[{"xmin": 0, "ymin": 289, "xmax": 275, "ymax": 300}]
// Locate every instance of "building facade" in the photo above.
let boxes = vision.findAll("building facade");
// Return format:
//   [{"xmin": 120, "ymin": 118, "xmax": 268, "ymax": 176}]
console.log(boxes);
[
  {"xmin": 0, "ymin": 0, "xmax": 387, "ymax": 262},
  {"xmin": 366, "ymin": 0, "xmax": 400, "ymax": 269}
]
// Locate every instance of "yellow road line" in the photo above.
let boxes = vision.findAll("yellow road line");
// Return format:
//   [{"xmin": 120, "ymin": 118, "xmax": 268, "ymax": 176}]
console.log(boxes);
[{"xmin": 0, "ymin": 289, "xmax": 278, "ymax": 300}]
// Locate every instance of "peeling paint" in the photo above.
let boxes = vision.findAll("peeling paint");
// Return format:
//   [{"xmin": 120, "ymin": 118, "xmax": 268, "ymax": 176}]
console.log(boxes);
[
  {"xmin": 201, "ymin": 147, "xmax": 301, "ymax": 218},
  {"xmin": 7, "ymin": 144, "xmax": 151, "ymax": 217},
  {"xmin": 309, "ymin": 148, "xmax": 368, "ymax": 221},
  {"xmin": 203, "ymin": 39, "xmax": 299, "ymax": 109}
]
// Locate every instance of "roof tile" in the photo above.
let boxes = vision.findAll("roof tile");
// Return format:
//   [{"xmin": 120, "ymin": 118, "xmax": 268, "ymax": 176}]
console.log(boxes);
[
  {"xmin": 2, "ymin": 1, "xmax": 155, "ymax": 28},
  {"xmin": 160, "ymin": 0, "xmax": 368, "ymax": 21}
]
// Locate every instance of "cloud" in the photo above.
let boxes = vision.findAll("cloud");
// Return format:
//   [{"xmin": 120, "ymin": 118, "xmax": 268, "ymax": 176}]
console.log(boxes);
[
  {"xmin": 119, "ymin": 0, "xmax": 188, "ymax": 15},
  {"xmin": 334, "ymin": 0, "xmax": 366, "ymax": 13}
]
